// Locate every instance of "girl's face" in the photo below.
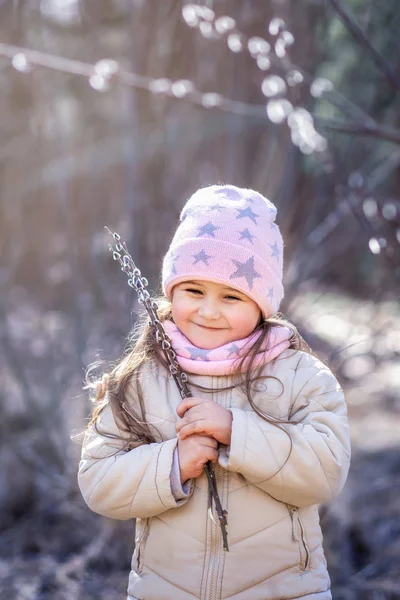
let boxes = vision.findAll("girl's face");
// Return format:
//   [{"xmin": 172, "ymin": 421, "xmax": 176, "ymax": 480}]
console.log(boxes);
[{"xmin": 171, "ymin": 279, "xmax": 261, "ymax": 350}]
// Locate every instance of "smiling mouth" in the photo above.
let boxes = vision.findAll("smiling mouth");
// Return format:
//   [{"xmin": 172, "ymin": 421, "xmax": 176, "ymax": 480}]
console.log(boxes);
[{"xmin": 194, "ymin": 323, "xmax": 224, "ymax": 331}]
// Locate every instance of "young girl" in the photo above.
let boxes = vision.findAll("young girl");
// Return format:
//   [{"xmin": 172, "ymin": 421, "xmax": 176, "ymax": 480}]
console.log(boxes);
[{"xmin": 78, "ymin": 184, "xmax": 351, "ymax": 600}]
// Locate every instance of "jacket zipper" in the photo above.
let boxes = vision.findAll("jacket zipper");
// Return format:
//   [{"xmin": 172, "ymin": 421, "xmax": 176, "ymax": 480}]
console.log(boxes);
[
  {"xmin": 136, "ymin": 518, "xmax": 150, "ymax": 573},
  {"xmin": 207, "ymin": 466, "xmax": 222, "ymax": 600},
  {"xmin": 206, "ymin": 378, "xmax": 226, "ymax": 600},
  {"xmin": 286, "ymin": 504, "xmax": 310, "ymax": 571}
]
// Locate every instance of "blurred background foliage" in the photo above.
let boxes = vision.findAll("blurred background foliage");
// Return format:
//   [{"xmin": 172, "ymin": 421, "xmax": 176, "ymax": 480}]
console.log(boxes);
[{"xmin": 0, "ymin": 1, "xmax": 399, "ymax": 598}]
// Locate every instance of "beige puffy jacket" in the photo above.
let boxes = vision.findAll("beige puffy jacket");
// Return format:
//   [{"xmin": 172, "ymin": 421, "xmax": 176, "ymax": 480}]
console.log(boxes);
[{"xmin": 78, "ymin": 349, "xmax": 351, "ymax": 600}]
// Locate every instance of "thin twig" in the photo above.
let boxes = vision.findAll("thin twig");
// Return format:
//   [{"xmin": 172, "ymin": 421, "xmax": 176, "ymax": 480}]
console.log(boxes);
[{"xmin": 0, "ymin": 42, "xmax": 265, "ymax": 119}]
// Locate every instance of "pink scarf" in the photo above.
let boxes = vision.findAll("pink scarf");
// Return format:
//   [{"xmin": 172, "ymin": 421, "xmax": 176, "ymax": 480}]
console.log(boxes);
[{"xmin": 163, "ymin": 320, "xmax": 292, "ymax": 376}]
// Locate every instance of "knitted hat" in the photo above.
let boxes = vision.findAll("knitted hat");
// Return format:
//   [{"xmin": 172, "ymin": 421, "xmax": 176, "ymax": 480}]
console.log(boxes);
[{"xmin": 162, "ymin": 184, "xmax": 284, "ymax": 318}]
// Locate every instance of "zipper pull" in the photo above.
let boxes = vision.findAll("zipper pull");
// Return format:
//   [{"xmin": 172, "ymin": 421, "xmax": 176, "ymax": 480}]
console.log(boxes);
[{"xmin": 287, "ymin": 504, "xmax": 300, "ymax": 542}]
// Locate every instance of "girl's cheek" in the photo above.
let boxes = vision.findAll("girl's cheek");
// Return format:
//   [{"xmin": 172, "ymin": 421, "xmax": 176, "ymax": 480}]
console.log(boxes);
[{"xmin": 172, "ymin": 298, "xmax": 190, "ymax": 320}]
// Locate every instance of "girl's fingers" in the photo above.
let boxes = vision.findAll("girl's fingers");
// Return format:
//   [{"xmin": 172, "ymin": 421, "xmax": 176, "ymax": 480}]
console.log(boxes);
[
  {"xmin": 176, "ymin": 397, "xmax": 204, "ymax": 418},
  {"xmin": 205, "ymin": 448, "xmax": 218, "ymax": 463},
  {"xmin": 175, "ymin": 409, "xmax": 202, "ymax": 432},
  {"xmin": 178, "ymin": 420, "xmax": 208, "ymax": 439},
  {"xmin": 200, "ymin": 436, "xmax": 218, "ymax": 448}
]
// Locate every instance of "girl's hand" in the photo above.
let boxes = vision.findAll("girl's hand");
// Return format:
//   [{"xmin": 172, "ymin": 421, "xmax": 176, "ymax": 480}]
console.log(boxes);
[
  {"xmin": 176, "ymin": 397, "xmax": 233, "ymax": 446},
  {"xmin": 177, "ymin": 434, "xmax": 218, "ymax": 483}
]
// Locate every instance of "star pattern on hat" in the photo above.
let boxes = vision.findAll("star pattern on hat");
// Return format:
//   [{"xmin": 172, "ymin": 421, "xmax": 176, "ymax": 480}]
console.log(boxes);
[
  {"xmin": 226, "ymin": 343, "xmax": 240, "ymax": 357},
  {"xmin": 215, "ymin": 186, "xmax": 242, "ymax": 201},
  {"xmin": 197, "ymin": 221, "xmax": 221, "ymax": 238},
  {"xmin": 192, "ymin": 249, "xmax": 213, "ymax": 266},
  {"xmin": 181, "ymin": 206, "xmax": 200, "ymax": 220},
  {"xmin": 239, "ymin": 228, "xmax": 256, "ymax": 244},
  {"xmin": 169, "ymin": 249, "xmax": 180, "ymax": 274},
  {"xmin": 269, "ymin": 242, "xmax": 280, "ymax": 260},
  {"xmin": 235, "ymin": 206, "xmax": 260, "ymax": 225},
  {"xmin": 230, "ymin": 256, "xmax": 262, "ymax": 290},
  {"xmin": 210, "ymin": 203, "xmax": 225, "ymax": 212},
  {"xmin": 267, "ymin": 287, "xmax": 274, "ymax": 302},
  {"xmin": 185, "ymin": 346, "xmax": 210, "ymax": 361}
]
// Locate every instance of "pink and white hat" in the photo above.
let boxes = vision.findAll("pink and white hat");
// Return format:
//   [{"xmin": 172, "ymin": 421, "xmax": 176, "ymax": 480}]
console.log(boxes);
[{"xmin": 162, "ymin": 184, "xmax": 284, "ymax": 318}]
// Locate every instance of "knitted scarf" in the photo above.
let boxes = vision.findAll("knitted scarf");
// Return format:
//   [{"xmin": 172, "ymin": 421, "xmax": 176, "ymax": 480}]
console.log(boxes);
[{"xmin": 163, "ymin": 320, "xmax": 292, "ymax": 376}]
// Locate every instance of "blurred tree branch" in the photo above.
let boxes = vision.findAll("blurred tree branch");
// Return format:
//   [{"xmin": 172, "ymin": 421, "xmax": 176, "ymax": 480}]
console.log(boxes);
[
  {"xmin": 315, "ymin": 116, "xmax": 400, "ymax": 145},
  {"xmin": 327, "ymin": 0, "xmax": 400, "ymax": 91}
]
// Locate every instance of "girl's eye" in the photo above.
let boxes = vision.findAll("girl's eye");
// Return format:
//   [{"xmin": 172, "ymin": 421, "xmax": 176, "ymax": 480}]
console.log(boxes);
[{"xmin": 183, "ymin": 288, "xmax": 241, "ymax": 300}]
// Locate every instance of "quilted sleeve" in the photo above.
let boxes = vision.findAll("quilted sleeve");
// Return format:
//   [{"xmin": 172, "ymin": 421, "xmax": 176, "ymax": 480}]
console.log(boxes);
[
  {"xmin": 78, "ymin": 402, "xmax": 193, "ymax": 520},
  {"xmin": 218, "ymin": 354, "xmax": 351, "ymax": 507}
]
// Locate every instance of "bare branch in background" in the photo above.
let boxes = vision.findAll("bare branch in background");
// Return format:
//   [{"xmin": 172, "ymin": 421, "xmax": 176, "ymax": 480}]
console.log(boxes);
[
  {"xmin": 315, "ymin": 116, "xmax": 400, "ymax": 145},
  {"xmin": 327, "ymin": 0, "xmax": 400, "ymax": 91}
]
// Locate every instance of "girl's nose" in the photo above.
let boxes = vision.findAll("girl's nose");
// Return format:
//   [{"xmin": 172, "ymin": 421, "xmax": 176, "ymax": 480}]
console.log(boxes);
[{"xmin": 198, "ymin": 298, "xmax": 220, "ymax": 319}]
